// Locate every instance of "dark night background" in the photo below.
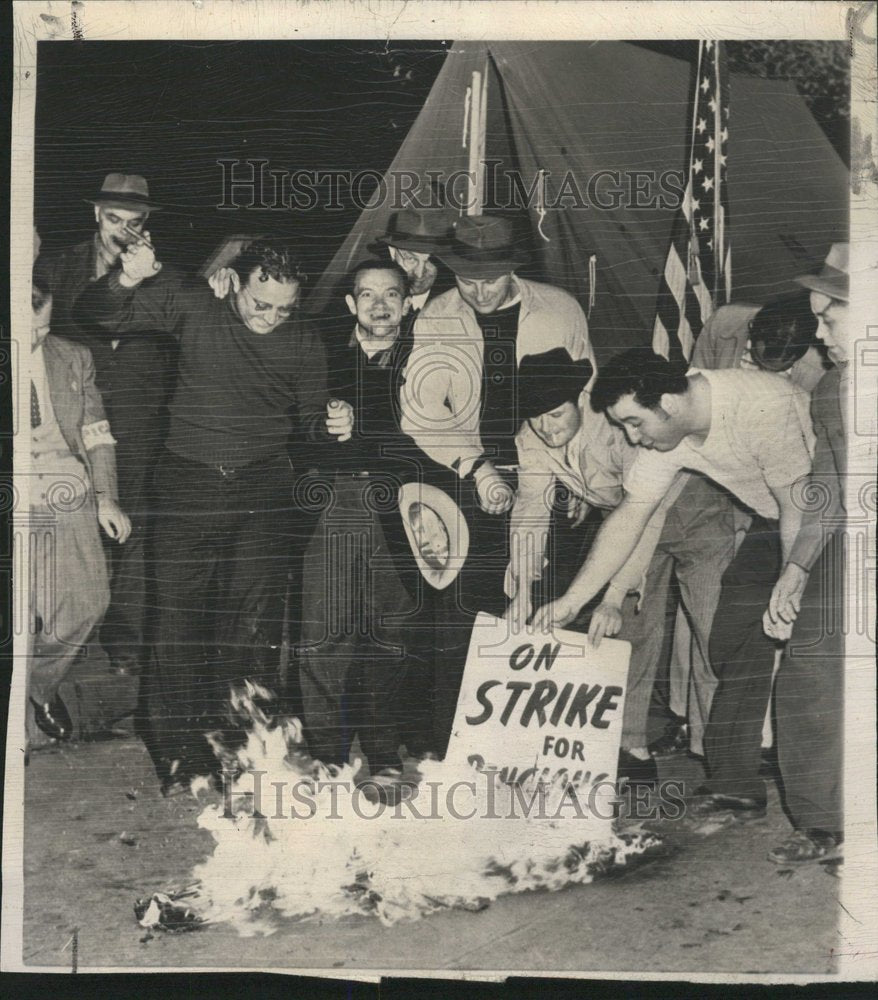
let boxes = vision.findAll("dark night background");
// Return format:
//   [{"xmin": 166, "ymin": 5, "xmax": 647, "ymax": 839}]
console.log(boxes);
[
  {"xmin": 33, "ymin": 39, "xmax": 848, "ymax": 301},
  {"xmin": 34, "ymin": 40, "xmax": 451, "ymax": 285}
]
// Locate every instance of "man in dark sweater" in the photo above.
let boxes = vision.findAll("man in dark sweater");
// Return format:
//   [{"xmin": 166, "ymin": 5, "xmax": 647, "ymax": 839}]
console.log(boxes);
[
  {"xmin": 35, "ymin": 174, "xmax": 175, "ymax": 677},
  {"xmin": 75, "ymin": 238, "xmax": 353, "ymax": 792},
  {"xmin": 298, "ymin": 260, "xmax": 432, "ymax": 794}
]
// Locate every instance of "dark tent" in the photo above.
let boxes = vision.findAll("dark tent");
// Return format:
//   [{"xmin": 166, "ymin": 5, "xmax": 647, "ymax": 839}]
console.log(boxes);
[{"xmin": 307, "ymin": 41, "xmax": 847, "ymax": 364}]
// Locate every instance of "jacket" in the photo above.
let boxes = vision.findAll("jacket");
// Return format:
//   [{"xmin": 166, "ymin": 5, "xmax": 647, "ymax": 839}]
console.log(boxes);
[
  {"xmin": 400, "ymin": 275, "xmax": 595, "ymax": 474},
  {"xmin": 35, "ymin": 238, "xmax": 175, "ymax": 433},
  {"xmin": 39, "ymin": 334, "xmax": 118, "ymax": 501}
]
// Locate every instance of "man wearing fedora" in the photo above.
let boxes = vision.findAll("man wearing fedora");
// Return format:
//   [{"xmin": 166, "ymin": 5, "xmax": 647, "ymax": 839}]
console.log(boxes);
[
  {"xmin": 400, "ymin": 213, "xmax": 595, "ymax": 751},
  {"xmin": 373, "ymin": 207, "xmax": 456, "ymax": 324},
  {"xmin": 762, "ymin": 244, "xmax": 850, "ymax": 865},
  {"xmin": 531, "ymin": 345, "xmax": 817, "ymax": 818},
  {"xmin": 35, "ymin": 173, "xmax": 175, "ymax": 679},
  {"xmin": 401, "ymin": 213, "xmax": 595, "ymax": 505},
  {"xmin": 508, "ymin": 347, "xmax": 730, "ymax": 784}
]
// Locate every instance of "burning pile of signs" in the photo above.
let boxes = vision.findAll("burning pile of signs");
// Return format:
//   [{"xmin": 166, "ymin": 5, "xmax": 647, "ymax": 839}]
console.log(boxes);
[{"xmin": 139, "ymin": 683, "xmax": 661, "ymax": 934}]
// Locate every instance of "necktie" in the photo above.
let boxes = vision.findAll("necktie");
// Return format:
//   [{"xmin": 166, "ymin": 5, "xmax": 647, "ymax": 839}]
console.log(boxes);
[{"xmin": 31, "ymin": 381, "xmax": 41, "ymax": 429}]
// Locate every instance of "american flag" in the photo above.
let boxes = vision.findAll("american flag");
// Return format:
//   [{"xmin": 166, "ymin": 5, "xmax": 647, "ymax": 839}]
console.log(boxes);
[{"xmin": 653, "ymin": 40, "xmax": 731, "ymax": 362}]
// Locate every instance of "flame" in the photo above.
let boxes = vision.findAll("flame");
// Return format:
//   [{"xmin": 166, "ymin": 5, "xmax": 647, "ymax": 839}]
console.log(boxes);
[{"xmin": 185, "ymin": 681, "xmax": 660, "ymax": 932}]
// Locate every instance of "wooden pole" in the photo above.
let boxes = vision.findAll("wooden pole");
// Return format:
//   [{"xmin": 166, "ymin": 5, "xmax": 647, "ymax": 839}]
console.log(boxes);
[{"xmin": 467, "ymin": 70, "xmax": 482, "ymax": 215}]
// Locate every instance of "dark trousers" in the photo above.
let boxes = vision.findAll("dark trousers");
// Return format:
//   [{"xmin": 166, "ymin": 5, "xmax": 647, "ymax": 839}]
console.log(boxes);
[
  {"xmin": 776, "ymin": 533, "xmax": 844, "ymax": 834},
  {"xmin": 148, "ymin": 449, "xmax": 295, "ymax": 766},
  {"xmin": 297, "ymin": 475, "xmax": 417, "ymax": 772},
  {"xmin": 97, "ymin": 340, "xmax": 173, "ymax": 670},
  {"xmin": 100, "ymin": 427, "xmax": 163, "ymax": 669},
  {"xmin": 429, "ymin": 475, "xmax": 515, "ymax": 757},
  {"xmin": 703, "ymin": 516, "xmax": 781, "ymax": 801}
]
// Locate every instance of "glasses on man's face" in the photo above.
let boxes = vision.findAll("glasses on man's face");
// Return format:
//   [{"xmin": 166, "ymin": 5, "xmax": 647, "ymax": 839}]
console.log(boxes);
[
  {"xmin": 394, "ymin": 248, "xmax": 424, "ymax": 268},
  {"xmin": 241, "ymin": 283, "xmax": 296, "ymax": 318}
]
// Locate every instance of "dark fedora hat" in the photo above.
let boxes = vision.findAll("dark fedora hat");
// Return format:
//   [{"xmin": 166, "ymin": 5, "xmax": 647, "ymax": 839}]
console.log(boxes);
[
  {"xmin": 518, "ymin": 348, "xmax": 594, "ymax": 421},
  {"xmin": 438, "ymin": 214, "xmax": 527, "ymax": 279},
  {"xmin": 84, "ymin": 173, "xmax": 162, "ymax": 212},
  {"xmin": 373, "ymin": 207, "xmax": 453, "ymax": 254}
]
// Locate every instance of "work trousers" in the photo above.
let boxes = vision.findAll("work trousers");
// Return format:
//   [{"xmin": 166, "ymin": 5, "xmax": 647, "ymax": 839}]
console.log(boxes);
[
  {"xmin": 618, "ymin": 477, "xmax": 736, "ymax": 751},
  {"xmin": 702, "ymin": 516, "xmax": 781, "ymax": 801},
  {"xmin": 775, "ymin": 533, "xmax": 844, "ymax": 834},
  {"xmin": 298, "ymin": 474, "xmax": 417, "ymax": 773},
  {"xmin": 148, "ymin": 449, "xmax": 295, "ymax": 766},
  {"xmin": 27, "ymin": 495, "xmax": 109, "ymax": 735}
]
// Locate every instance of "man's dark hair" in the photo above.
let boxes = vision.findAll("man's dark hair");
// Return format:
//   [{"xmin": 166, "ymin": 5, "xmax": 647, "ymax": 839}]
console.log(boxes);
[
  {"xmin": 748, "ymin": 290, "xmax": 818, "ymax": 372},
  {"xmin": 233, "ymin": 241, "xmax": 308, "ymax": 286},
  {"xmin": 348, "ymin": 259, "xmax": 410, "ymax": 296},
  {"xmin": 590, "ymin": 348, "xmax": 689, "ymax": 413},
  {"xmin": 32, "ymin": 275, "xmax": 52, "ymax": 312}
]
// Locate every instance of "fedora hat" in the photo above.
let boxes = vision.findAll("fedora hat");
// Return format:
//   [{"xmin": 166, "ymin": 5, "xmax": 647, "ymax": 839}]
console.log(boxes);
[
  {"xmin": 438, "ymin": 214, "xmax": 527, "ymax": 278},
  {"xmin": 794, "ymin": 242, "xmax": 848, "ymax": 302},
  {"xmin": 399, "ymin": 482, "xmax": 469, "ymax": 590},
  {"xmin": 373, "ymin": 207, "xmax": 453, "ymax": 254},
  {"xmin": 84, "ymin": 173, "xmax": 162, "ymax": 212},
  {"xmin": 518, "ymin": 348, "xmax": 594, "ymax": 421}
]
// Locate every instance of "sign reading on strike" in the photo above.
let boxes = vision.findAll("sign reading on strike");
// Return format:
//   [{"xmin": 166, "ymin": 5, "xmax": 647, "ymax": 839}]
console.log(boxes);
[{"xmin": 445, "ymin": 612, "xmax": 631, "ymax": 801}]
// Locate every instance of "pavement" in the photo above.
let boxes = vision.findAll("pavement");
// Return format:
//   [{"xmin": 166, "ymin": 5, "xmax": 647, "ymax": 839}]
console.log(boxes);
[{"xmin": 17, "ymin": 709, "xmax": 841, "ymax": 975}]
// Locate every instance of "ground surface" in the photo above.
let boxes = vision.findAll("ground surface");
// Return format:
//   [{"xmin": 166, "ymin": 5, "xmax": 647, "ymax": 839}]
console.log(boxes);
[{"xmin": 18, "ymin": 722, "xmax": 841, "ymax": 975}]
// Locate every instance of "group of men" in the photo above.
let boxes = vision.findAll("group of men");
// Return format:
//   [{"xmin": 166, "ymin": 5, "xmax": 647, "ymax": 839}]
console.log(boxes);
[{"xmin": 27, "ymin": 172, "xmax": 849, "ymax": 865}]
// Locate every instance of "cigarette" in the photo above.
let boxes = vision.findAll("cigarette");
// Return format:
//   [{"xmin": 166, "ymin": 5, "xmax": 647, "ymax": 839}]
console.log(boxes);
[{"xmin": 123, "ymin": 225, "xmax": 154, "ymax": 251}]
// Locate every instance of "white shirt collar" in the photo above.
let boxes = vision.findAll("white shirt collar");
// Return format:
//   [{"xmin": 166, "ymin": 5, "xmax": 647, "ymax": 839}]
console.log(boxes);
[{"xmin": 354, "ymin": 324, "xmax": 399, "ymax": 360}]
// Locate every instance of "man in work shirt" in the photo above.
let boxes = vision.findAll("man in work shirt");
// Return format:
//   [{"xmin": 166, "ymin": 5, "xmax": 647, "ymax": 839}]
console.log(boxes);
[
  {"xmin": 507, "ymin": 348, "xmax": 733, "ymax": 783},
  {"xmin": 531, "ymin": 348, "xmax": 815, "ymax": 815}
]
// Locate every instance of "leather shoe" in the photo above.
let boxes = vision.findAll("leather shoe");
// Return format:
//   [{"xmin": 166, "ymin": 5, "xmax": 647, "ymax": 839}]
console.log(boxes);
[
  {"xmin": 617, "ymin": 750, "xmax": 658, "ymax": 786},
  {"xmin": 31, "ymin": 696, "xmax": 72, "ymax": 741},
  {"xmin": 768, "ymin": 828, "xmax": 842, "ymax": 866},
  {"xmin": 358, "ymin": 768, "xmax": 417, "ymax": 806},
  {"xmin": 689, "ymin": 789, "xmax": 766, "ymax": 819}
]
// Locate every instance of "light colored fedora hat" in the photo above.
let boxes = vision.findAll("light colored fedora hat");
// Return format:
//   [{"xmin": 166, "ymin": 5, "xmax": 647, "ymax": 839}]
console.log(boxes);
[
  {"xmin": 398, "ymin": 482, "xmax": 469, "ymax": 590},
  {"xmin": 794, "ymin": 242, "xmax": 849, "ymax": 301}
]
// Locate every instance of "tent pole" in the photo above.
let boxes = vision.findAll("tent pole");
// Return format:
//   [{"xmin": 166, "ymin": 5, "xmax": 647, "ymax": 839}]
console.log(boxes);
[
  {"xmin": 476, "ymin": 56, "xmax": 488, "ymax": 211},
  {"xmin": 466, "ymin": 70, "xmax": 487, "ymax": 215}
]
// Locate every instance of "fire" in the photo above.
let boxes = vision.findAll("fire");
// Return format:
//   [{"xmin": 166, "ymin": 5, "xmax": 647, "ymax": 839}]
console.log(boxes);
[{"xmin": 182, "ymin": 682, "xmax": 660, "ymax": 932}]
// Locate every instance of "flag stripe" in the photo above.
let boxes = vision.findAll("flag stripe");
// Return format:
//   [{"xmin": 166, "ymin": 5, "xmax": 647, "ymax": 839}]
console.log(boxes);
[{"xmin": 652, "ymin": 40, "xmax": 731, "ymax": 362}]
